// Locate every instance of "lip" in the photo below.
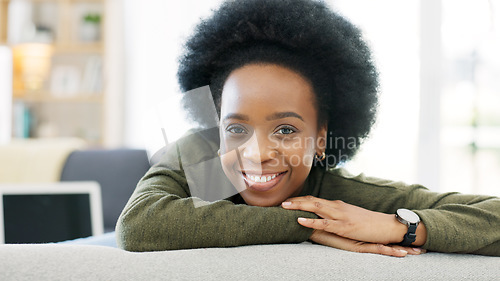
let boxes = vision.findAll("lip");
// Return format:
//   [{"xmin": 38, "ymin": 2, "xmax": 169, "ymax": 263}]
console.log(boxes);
[{"xmin": 240, "ymin": 171, "xmax": 287, "ymax": 192}]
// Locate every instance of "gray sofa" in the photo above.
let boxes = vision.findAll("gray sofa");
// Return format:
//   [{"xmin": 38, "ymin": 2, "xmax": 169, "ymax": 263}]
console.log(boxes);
[
  {"xmin": 1, "ymin": 242, "xmax": 499, "ymax": 280},
  {"xmin": 1, "ymin": 148, "xmax": 499, "ymax": 280}
]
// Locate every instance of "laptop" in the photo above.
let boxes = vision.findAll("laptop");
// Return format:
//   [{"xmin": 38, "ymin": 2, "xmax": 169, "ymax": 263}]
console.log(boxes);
[{"xmin": 0, "ymin": 181, "xmax": 103, "ymax": 244}]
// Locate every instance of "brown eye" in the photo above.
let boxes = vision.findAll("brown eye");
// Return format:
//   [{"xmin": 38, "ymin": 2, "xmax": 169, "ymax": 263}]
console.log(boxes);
[
  {"xmin": 226, "ymin": 125, "xmax": 247, "ymax": 134},
  {"xmin": 275, "ymin": 126, "xmax": 297, "ymax": 135}
]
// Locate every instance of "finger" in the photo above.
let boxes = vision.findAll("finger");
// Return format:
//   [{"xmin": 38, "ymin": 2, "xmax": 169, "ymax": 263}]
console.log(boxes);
[
  {"xmin": 285, "ymin": 195, "xmax": 318, "ymax": 201},
  {"xmin": 389, "ymin": 245, "xmax": 427, "ymax": 255},
  {"xmin": 282, "ymin": 200, "xmax": 340, "ymax": 219},
  {"xmin": 357, "ymin": 243, "xmax": 408, "ymax": 257},
  {"xmin": 285, "ymin": 195, "xmax": 334, "ymax": 205},
  {"xmin": 298, "ymin": 217, "xmax": 338, "ymax": 233},
  {"xmin": 311, "ymin": 231, "xmax": 408, "ymax": 258}
]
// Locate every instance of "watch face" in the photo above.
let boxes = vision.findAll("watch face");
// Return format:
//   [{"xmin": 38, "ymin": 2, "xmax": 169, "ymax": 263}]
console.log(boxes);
[{"xmin": 397, "ymin": 209, "xmax": 420, "ymax": 224}]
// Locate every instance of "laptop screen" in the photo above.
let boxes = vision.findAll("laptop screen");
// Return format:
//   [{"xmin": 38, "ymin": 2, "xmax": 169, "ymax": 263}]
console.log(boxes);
[{"xmin": 0, "ymin": 182, "xmax": 103, "ymax": 244}]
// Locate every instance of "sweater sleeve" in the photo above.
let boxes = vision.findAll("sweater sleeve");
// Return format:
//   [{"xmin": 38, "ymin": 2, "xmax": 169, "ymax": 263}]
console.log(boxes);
[
  {"xmin": 115, "ymin": 131, "xmax": 316, "ymax": 252},
  {"xmin": 324, "ymin": 169, "xmax": 500, "ymax": 256},
  {"xmin": 411, "ymin": 192, "xmax": 500, "ymax": 255}
]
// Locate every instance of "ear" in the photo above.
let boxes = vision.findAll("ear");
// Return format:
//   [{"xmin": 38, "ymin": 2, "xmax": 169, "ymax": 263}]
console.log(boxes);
[{"xmin": 316, "ymin": 123, "xmax": 328, "ymax": 154}]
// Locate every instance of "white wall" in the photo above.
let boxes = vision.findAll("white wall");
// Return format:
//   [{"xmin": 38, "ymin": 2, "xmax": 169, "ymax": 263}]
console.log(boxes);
[
  {"xmin": 103, "ymin": 0, "xmax": 126, "ymax": 147},
  {"xmin": 0, "ymin": 46, "xmax": 12, "ymax": 144},
  {"xmin": 122, "ymin": 0, "xmax": 224, "ymax": 151},
  {"xmin": 333, "ymin": 0, "xmax": 420, "ymax": 186}
]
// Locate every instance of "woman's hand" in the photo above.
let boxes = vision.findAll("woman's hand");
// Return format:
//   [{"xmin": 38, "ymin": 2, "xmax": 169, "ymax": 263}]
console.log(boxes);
[
  {"xmin": 309, "ymin": 229, "xmax": 422, "ymax": 257},
  {"xmin": 281, "ymin": 196, "xmax": 426, "ymax": 256}
]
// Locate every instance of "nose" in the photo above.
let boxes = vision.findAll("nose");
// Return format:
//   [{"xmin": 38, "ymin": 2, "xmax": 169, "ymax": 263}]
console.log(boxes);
[{"xmin": 240, "ymin": 132, "xmax": 277, "ymax": 163}]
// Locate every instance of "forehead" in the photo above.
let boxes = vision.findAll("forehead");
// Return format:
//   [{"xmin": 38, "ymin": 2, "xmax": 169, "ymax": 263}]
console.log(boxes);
[{"xmin": 220, "ymin": 64, "xmax": 317, "ymax": 120}]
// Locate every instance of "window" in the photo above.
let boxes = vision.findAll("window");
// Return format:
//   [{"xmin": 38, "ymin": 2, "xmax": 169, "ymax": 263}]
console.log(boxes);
[
  {"xmin": 441, "ymin": 0, "xmax": 500, "ymax": 196},
  {"xmin": 339, "ymin": 0, "xmax": 500, "ymax": 196}
]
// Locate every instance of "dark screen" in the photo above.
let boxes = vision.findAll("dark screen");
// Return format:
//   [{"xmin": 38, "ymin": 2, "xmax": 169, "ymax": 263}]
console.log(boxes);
[{"xmin": 3, "ymin": 193, "xmax": 93, "ymax": 243}]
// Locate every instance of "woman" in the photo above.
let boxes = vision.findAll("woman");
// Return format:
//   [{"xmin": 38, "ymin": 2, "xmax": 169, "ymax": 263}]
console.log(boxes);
[{"xmin": 116, "ymin": 0, "xmax": 499, "ymax": 256}]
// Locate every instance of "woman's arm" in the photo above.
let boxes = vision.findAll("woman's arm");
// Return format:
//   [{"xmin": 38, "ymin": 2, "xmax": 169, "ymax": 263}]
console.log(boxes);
[
  {"xmin": 283, "ymin": 168, "xmax": 500, "ymax": 256},
  {"xmin": 411, "ymin": 192, "xmax": 500, "ymax": 254},
  {"xmin": 115, "ymin": 131, "xmax": 317, "ymax": 252},
  {"xmin": 116, "ymin": 167, "xmax": 316, "ymax": 251}
]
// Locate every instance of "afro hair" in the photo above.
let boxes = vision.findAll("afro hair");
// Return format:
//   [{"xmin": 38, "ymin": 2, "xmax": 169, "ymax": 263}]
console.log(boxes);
[{"xmin": 177, "ymin": 0, "xmax": 379, "ymax": 166}]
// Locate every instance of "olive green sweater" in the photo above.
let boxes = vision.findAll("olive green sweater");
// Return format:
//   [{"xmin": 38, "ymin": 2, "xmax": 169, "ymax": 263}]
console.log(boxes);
[{"xmin": 116, "ymin": 129, "xmax": 500, "ymax": 255}]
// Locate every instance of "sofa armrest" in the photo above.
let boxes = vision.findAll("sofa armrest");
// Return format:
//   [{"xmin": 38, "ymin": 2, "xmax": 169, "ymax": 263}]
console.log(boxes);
[{"xmin": 0, "ymin": 242, "xmax": 498, "ymax": 280}]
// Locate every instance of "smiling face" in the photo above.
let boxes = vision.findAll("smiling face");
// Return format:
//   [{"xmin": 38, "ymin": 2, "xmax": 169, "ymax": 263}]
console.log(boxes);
[{"xmin": 219, "ymin": 64, "xmax": 326, "ymax": 207}]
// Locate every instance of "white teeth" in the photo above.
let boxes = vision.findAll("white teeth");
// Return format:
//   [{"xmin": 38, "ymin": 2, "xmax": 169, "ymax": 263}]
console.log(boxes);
[{"xmin": 245, "ymin": 173, "xmax": 279, "ymax": 183}]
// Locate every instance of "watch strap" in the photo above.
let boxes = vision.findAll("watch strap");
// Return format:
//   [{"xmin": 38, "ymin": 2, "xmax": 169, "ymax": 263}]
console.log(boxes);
[{"xmin": 400, "ymin": 223, "xmax": 418, "ymax": 246}]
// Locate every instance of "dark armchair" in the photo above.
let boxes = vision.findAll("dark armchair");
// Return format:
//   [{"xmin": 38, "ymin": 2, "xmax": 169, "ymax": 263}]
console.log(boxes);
[{"xmin": 60, "ymin": 149, "xmax": 151, "ymax": 233}]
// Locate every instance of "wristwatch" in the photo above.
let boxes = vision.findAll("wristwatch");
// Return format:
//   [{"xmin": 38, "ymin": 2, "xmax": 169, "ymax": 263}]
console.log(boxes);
[{"xmin": 395, "ymin": 208, "xmax": 420, "ymax": 246}]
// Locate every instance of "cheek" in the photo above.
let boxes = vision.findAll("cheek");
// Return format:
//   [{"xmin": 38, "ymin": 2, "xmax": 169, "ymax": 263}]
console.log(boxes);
[
  {"xmin": 220, "ymin": 157, "xmax": 231, "ymax": 170},
  {"xmin": 219, "ymin": 150, "xmax": 246, "ymax": 193},
  {"xmin": 219, "ymin": 148, "xmax": 237, "ymax": 174},
  {"xmin": 219, "ymin": 130, "xmax": 237, "ymax": 174},
  {"xmin": 219, "ymin": 127, "xmax": 254, "ymax": 155},
  {"xmin": 280, "ymin": 137, "xmax": 316, "ymax": 167}
]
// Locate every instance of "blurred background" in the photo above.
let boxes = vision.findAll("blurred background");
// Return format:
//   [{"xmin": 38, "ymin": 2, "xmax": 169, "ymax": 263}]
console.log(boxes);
[{"xmin": 1, "ymin": 0, "xmax": 499, "ymax": 197}]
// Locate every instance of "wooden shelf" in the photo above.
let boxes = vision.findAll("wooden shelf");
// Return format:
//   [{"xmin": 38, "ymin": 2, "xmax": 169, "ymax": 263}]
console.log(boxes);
[
  {"xmin": 4, "ymin": 0, "xmax": 109, "ymax": 144},
  {"xmin": 20, "ymin": 0, "xmax": 104, "ymax": 3},
  {"xmin": 0, "ymin": 0, "xmax": 8, "ymax": 43},
  {"xmin": 53, "ymin": 43, "xmax": 104, "ymax": 53},
  {"xmin": 4, "ymin": 42, "xmax": 103, "ymax": 53},
  {"xmin": 13, "ymin": 91, "xmax": 104, "ymax": 103}
]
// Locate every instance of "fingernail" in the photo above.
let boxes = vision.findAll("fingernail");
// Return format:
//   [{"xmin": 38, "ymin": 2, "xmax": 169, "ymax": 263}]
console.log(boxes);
[
  {"xmin": 282, "ymin": 201, "xmax": 292, "ymax": 206},
  {"xmin": 298, "ymin": 217, "xmax": 308, "ymax": 223},
  {"xmin": 399, "ymin": 250, "xmax": 408, "ymax": 255},
  {"xmin": 413, "ymin": 248, "xmax": 422, "ymax": 253}
]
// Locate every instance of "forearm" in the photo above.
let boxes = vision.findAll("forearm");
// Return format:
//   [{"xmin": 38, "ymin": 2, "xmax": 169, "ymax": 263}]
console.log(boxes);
[
  {"xmin": 414, "ymin": 199, "xmax": 500, "ymax": 255},
  {"xmin": 470, "ymin": 240, "xmax": 500, "ymax": 256},
  {"xmin": 325, "ymin": 170, "xmax": 500, "ymax": 255},
  {"xmin": 385, "ymin": 213, "xmax": 427, "ymax": 246},
  {"xmin": 116, "ymin": 168, "xmax": 316, "ymax": 251},
  {"xmin": 116, "ymin": 194, "xmax": 315, "ymax": 251}
]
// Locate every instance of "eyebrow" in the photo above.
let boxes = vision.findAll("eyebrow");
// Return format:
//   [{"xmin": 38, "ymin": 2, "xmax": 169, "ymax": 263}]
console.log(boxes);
[
  {"xmin": 222, "ymin": 113, "xmax": 250, "ymax": 123},
  {"xmin": 222, "ymin": 111, "xmax": 304, "ymax": 123},
  {"xmin": 266, "ymin": 111, "xmax": 304, "ymax": 122}
]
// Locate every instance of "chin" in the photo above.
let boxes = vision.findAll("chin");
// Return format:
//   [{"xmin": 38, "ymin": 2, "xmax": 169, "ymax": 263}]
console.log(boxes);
[{"xmin": 239, "ymin": 192, "xmax": 283, "ymax": 207}]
